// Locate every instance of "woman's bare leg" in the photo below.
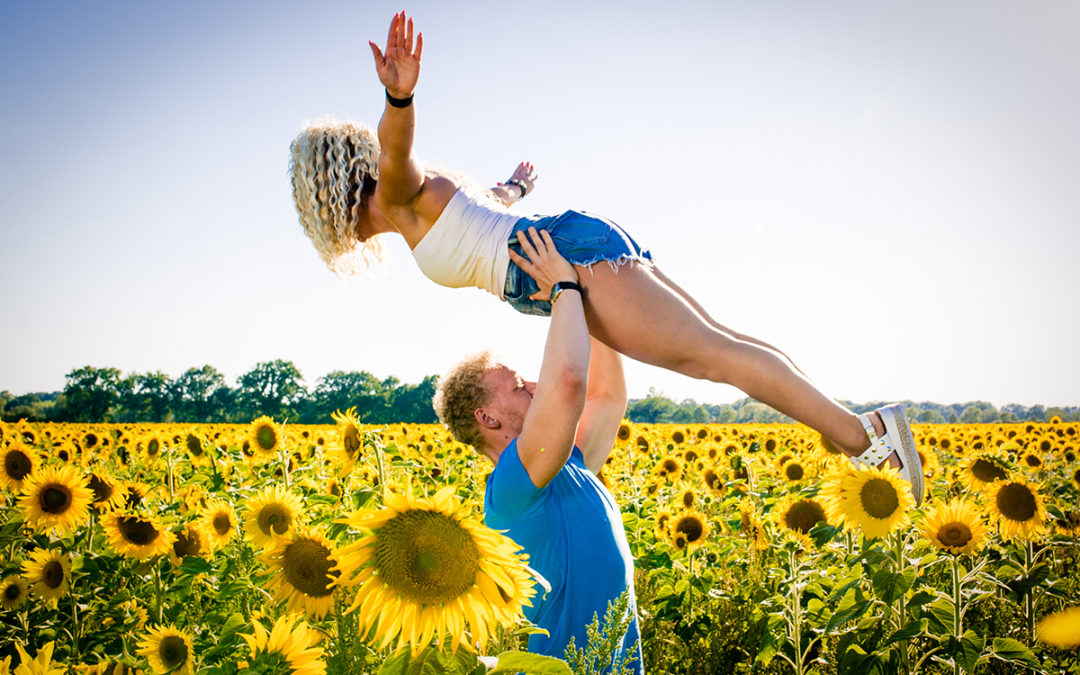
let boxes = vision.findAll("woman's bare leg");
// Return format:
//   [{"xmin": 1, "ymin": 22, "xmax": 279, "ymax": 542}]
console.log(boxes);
[
  {"xmin": 649, "ymin": 266, "xmax": 810, "ymax": 378},
  {"xmin": 578, "ymin": 261, "xmax": 886, "ymax": 458}
]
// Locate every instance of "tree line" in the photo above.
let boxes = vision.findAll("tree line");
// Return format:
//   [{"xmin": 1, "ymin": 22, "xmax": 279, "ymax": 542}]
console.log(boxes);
[
  {"xmin": 0, "ymin": 361, "xmax": 437, "ymax": 425},
  {"xmin": 1, "ymin": 364, "xmax": 1076, "ymax": 425}
]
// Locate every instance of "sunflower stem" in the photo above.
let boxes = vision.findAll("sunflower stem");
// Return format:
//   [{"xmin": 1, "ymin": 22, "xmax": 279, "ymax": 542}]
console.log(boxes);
[
  {"xmin": 789, "ymin": 550, "xmax": 804, "ymax": 675},
  {"xmin": 152, "ymin": 557, "xmax": 164, "ymax": 625},
  {"xmin": 1023, "ymin": 539, "xmax": 1034, "ymax": 644},
  {"xmin": 893, "ymin": 531, "xmax": 910, "ymax": 675},
  {"xmin": 166, "ymin": 449, "xmax": 175, "ymax": 500},
  {"xmin": 70, "ymin": 581, "xmax": 81, "ymax": 660},
  {"xmin": 951, "ymin": 555, "xmax": 962, "ymax": 675},
  {"xmin": 686, "ymin": 546, "xmax": 694, "ymax": 619}
]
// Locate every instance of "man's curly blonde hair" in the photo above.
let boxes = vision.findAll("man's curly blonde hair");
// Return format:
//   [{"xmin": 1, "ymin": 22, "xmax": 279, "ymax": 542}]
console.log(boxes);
[
  {"xmin": 289, "ymin": 118, "xmax": 386, "ymax": 277},
  {"xmin": 433, "ymin": 351, "xmax": 498, "ymax": 450}
]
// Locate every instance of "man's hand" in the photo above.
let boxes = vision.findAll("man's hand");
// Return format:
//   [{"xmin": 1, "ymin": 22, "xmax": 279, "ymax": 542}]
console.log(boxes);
[
  {"xmin": 370, "ymin": 11, "xmax": 423, "ymax": 99},
  {"xmin": 508, "ymin": 227, "xmax": 578, "ymax": 301}
]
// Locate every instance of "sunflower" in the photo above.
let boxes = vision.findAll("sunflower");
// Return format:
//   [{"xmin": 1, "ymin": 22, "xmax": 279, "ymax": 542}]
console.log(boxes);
[
  {"xmin": 264, "ymin": 527, "xmax": 340, "ymax": 619},
  {"xmin": 672, "ymin": 511, "xmax": 708, "ymax": 548},
  {"xmin": 137, "ymin": 625, "xmax": 195, "ymax": 675},
  {"xmin": 679, "ymin": 488, "xmax": 697, "ymax": 509},
  {"xmin": 183, "ymin": 431, "xmax": 209, "ymax": 464},
  {"xmin": 86, "ymin": 471, "xmax": 126, "ymax": 512},
  {"xmin": 202, "ymin": 498, "xmax": 239, "ymax": 549},
  {"xmin": 241, "ymin": 612, "xmax": 327, "ymax": 675},
  {"xmin": 21, "ymin": 548, "xmax": 71, "ymax": 601},
  {"xmin": 1, "ymin": 575, "xmax": 29, "ymax": 610},
  {"xmin": 615, "ymin": 421, "xmax": 632, "ymax": 444},
  {"xmin": 779, "ymin": 459, "xmax": 809, "ymax": 483},
  {"xmin": 244, "ymin": 485, "xmax": 305, "ymax": 549},
  {"xmin": 330, "ymin": 408, "xmax": 365, "ymax": 474},
  {"xmin": 962, "ymin": 454, "xmax": 1010, "ymax": 492},
  {"xmin": 656, "ymin": 456, "xmax": 682, "ymax": 480},
  {"xmin": 1020, "ymin": 451, "xmax": 1044, "ymax": 470},
  {"xmin": 168, "ymin": 521, "xmax": 212, "ymax": 567},
  {"xmin": 987, "ymin": 478, "xmax": 1047, "ymax": 541},
  {"xmin": 140, "ymin": 435, "xmax": 163, "ymax": 464},
  {"xmin": 702, "ymin": 468, "xmax": 726, "ymax": 497},
  {"xmin": 820, "ymin": 465, "xmax": 914, "ymax": 540},
  {"xmin": 1036, "ymin": 606, "xmax": 1080, "ymax": 649},
  {"xmin": 921, "ymin": 498, "xmax": 988, "ymax": 555},
  {"xmin": 250, "ymin": 416, "xmax": 281, "ymax": 459},
  {"xmin": 102, "ymin": 513, "xmax": 175, "ymax": 559},
  {"xmin": 654, "ymin": 510, "xmax": 673, "ymax": 539},
  {"xmin": 18, "ymin": 464, "xmax": 94, "ymax": 535},
  {"xmin": 333, "ymin": 486, "xmax": 535, "ymax": 655},
  {"xmin": 11, "ymin": 641, "xmax": 64, "ymax": 675},
  {"xmin": 1071, "ymin": 466, "xmax": 1080, "ymax": 492},
  {"xmin": 1, "ymin": 441, "xmax": 38, "ymax": 492},
  {"xmin": 776, "ymin": 496, "xmax": 829, "ymax": 536}
]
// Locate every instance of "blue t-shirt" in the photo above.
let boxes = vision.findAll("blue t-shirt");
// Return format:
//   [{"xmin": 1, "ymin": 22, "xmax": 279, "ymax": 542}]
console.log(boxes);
[{"xmin": 484, "ymin": 440, "xmax": 643, "ymax": 674}]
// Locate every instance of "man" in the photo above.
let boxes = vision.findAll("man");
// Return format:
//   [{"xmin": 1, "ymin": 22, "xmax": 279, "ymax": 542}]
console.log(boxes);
[{"xmin": 433, "ymin": 227, "xmax": 643, "ymax": 673}]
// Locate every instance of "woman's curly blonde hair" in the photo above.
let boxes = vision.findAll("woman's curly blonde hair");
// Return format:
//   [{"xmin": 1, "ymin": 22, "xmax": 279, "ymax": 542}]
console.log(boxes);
[
  {"xmin": 289, "ymin": 118, "xmax": 386, "ymax": 276},
  {"xmin": 433, "ymin": 351, "xmax": 497, "ymax": 450}
]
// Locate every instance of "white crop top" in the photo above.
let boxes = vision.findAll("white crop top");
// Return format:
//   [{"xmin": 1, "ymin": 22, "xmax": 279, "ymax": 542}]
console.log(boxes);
[{"xmin": 409, "ymin": 188, "xmax": 521, "ymax": 298}]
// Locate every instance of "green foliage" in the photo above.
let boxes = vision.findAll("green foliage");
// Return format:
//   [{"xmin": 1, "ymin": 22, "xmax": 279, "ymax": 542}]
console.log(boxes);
[{"xmin": 564, "ymin": 590, "xmax": 638, "ymax": 675}]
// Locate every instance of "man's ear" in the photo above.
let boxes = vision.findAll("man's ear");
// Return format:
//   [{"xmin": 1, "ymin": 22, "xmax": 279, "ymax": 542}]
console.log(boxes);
[{"xmin": 475, "ymin": 407, "xmax": 499, "ymax": 430}]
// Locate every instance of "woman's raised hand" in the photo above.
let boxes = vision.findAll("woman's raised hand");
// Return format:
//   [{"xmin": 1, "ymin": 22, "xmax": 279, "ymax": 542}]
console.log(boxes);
[
  {"xmin": 507, "ymin": 161, "xmax": 538, "ymax": 196},
  {"xmin": 369, "ymin": 11, "xmax": 423, "ymax": 98}
]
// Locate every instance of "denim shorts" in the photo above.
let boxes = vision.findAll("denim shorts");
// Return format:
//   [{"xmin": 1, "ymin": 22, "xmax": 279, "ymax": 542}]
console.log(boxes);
[{"xmin": 504, "ymin": 210, "xmax": 653, "ymax": 316}]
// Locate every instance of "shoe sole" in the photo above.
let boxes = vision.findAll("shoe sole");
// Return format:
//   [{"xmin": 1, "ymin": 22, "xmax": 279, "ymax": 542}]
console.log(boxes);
[{"xmin": 877, "ymin": 404, "xmax": 924, "ymax": 505}]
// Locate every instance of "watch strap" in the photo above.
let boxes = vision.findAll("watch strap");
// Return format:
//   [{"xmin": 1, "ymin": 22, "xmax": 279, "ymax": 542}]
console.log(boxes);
[{"xmin": 550, "ymin": 280, "xmax": 582, "ymax": 303}]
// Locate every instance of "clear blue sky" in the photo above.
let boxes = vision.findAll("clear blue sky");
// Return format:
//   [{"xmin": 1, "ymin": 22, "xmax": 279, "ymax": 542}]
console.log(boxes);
[{"xmin": 2, "ymin": 1, "xmax": 1078, "ymax": 408}]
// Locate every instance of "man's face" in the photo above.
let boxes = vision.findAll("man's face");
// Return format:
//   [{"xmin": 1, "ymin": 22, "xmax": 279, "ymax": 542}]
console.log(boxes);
[{"xmin": 480, "ymin": 365, "xmax": 536, "ymax": 435}]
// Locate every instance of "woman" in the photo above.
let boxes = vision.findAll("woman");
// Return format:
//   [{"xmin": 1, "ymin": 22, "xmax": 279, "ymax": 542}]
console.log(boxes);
[{"xmin": 289, "ymin": 12, "xmax": 923, "ymax": 502}]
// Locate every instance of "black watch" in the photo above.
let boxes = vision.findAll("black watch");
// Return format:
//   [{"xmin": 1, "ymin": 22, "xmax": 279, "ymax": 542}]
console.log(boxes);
[{"xmin": 550, "ymin": 280, "xmax": 582, "ymax": 304}]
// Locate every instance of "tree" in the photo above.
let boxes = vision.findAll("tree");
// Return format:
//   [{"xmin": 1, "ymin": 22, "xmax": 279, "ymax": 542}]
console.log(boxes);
[
  {"xmin": 174, "ymin": 366, "xmax": 228, "ymax": 422},
  {"xmin": 124, "ymin": 371, "xmax": 174, "ymax": 422},
  {"xmin": 60, "ymin": 366, "xmax": 123, "ymax": 422},
  {"xmin": 388, "ymin": 375, "xmax": 439, "ymax": 423},
  {"xmin": 236, "ymin": 360, "xmax": 306, "ymax": 422},
  {"xmin": 307, "ymin": 370, "xmax": 390, "ymax": 423}
]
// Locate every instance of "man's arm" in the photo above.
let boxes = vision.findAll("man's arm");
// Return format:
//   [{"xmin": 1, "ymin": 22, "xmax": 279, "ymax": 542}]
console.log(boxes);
[
  {"xmin": 575, "ymin": 338, "xmax": 628, "ymax": 475},
  {"xmin": 509, "ymin": 229, "xmax": 590, "ymax": 489}
]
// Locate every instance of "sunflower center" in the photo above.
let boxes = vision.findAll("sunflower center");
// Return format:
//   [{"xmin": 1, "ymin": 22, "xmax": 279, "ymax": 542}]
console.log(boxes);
[
  {"xmin": 373, "ymin": 510, "xmax": 480, "ymax": 605},
  {"xmin": 41, "ymin": 485, "xmax": 73, "ymax": 514},
  {"xmin": 937, "ymin": 522, "xmax": 972, "ymax": 548},
  {"xmin": 5, "ymin": 584, "xmax": 22, "ymax": 601},
  {"xmin": 42, "ymin": 560, "xmax": 64, "ymax": 588},
  {"xmin": 784, "ymin": 500, "xmax": 826, "ymax": 534},
  {"xmin": 119, "ymin": 517, "xmax": 159, "ymax": 545},
  {"xmin": 147, "ymin": 439, "xmax": 160, "ymax": 456},
  {"xmin": 256, "ymin": 425, "xmax": 277, "ymax": 451},
  {"xmin": 186, "ymin": 435, "xmax": 203, "ymax": 456},
  {"xmin": 213, "ymin": 513, "xmax": 232, "ymax": 535},
  {"xmin": 343, "ymin": 426, "xmax": 362, "ymax": 460},
  {"xmin": 88, "ymin": 474, "xmax": 113, "ymax": 503},
  {"xmin": 971, "ymin": 458, "xmax": 1007, "ymax": 483},
  {"xmin": 258, "ymin": 505, "xmax": 292, "ymax": 536},
  {"xmin": 997, "ymin": 483, "xmax": 1037, "ymax": 522},
  {"xmin": 859, "ymin": 479, "xmax": 900, "ymax": 519},
  {"xmin": 174, "ymin": 530, "xmax": 202, "ymax": 558},
  {"xmin": 159, "ymin": 636, "xmax": 189, "ymax": 668},
  {"xmin": 675, "ymin": 515, "xmax": 704, "ymax": 543},
  {"xmin": 682, "ymin": 492, "xmax": 695, "ymax": 508},
  {"xmin": 785, "ymin": 463, "xmax": 805, "ymax": 481},
  {"xmin": 282, "ymin": 538, "xmax": 337, "ymax": 597},
  {"xmin": 4, "ymin": 450, "xmax": 32, "ymax": 480}
]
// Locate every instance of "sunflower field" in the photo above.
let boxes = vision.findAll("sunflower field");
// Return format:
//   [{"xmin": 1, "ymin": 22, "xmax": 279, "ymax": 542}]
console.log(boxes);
[{"xmin": 1, "ymin": 415, "xmax": 1079, "ymax": 674}]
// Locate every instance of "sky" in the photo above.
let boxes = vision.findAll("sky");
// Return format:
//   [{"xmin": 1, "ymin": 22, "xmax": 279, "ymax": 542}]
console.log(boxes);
[{"xmin": 1, "ymin": 0, "xmax": 1078, "ymax": 409}]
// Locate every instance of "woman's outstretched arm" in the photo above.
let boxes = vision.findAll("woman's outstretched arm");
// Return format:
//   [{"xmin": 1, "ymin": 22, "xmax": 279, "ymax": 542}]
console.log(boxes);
[
  {"xmin": 369, "ymin": 11, "xmax": 425, "ymax": 206},
  {"xmin": 490, "ymin": 161, "xmax": 538, "ymax": 208}
]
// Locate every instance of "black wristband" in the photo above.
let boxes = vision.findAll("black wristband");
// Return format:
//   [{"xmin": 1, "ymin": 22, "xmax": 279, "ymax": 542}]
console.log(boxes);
[
  {"xmin": 506, "ymin": 178, "xmax": 527, "ymax": 199},
  {"xmin": 385, "ymin": 89, "xmax": 414, "ymax": 108},
  {"xmin": 550, "ymin": 280, "xmax": 582, "ymax": 304}
]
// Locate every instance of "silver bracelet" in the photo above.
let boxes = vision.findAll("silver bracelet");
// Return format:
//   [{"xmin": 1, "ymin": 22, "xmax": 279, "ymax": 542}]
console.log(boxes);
[{"xmin": 505, "ymin": 178, "xmax": 527, "ymax": 199}]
